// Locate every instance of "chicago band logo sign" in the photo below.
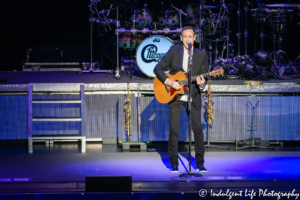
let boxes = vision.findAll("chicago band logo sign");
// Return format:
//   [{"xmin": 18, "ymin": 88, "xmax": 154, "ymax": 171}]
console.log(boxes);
[
  {"xmin": 136, "ymin": 36, "xmax": 173, "ymax": 77},
  {"xmin": 141, "ymin": 44, "xmax": 166, "ymax": 63}
]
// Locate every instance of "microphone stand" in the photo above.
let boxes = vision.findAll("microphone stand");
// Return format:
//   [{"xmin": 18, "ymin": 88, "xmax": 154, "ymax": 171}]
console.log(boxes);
[
  {"xmin": 198, "ymin": 0, "xmax": 205, "ymax": 50},
  {"xmin": 259, "ymin": 0, "xmax": 266, "ymax": 50},
  {"xmin": 236, "ymin": 0, "xmax": 242, "ymax": 63},
  {"xmin": 180, "ymin": 43, "xmax": 201, "ymax": 178},
  {"xmin": 170, "ymin": 4, "xmax": 187, "ymax": 29}
]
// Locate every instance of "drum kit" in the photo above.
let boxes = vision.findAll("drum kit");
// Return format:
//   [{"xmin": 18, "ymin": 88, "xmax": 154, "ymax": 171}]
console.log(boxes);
[
  {"xmin": 116, "ymin": 0, "xmax": 234, "ymax": 79},
  {"xmin": 212, "ymin": 1, "xmax": 300, "ymax": 80},
  {"xmin": 89, "ymin": 0, "xmax": 299, "ymax": 80}
]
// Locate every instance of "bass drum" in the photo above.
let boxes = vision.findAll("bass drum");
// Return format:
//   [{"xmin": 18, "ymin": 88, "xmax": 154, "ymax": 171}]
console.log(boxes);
[{"xmin": 136, "ymin": 36, "xmax": 174, "ymax": 77}]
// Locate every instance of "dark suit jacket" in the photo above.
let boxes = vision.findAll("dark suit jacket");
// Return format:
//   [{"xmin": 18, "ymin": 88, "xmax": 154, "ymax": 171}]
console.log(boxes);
[{"xmin": 153, "ymin": 44, "xmax": 209, "ymax": 110}]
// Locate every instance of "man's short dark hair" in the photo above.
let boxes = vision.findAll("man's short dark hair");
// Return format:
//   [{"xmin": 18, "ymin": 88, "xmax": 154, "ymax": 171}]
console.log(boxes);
[{"xmin": 181, "ymin": 26, "xmax": 195, "ymax": 35}]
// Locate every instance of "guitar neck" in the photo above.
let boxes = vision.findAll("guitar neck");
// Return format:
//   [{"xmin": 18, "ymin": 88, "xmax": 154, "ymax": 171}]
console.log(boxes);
[{"xmin": 179, "ymin": 72, "xmax": 210, "ymax": 85}]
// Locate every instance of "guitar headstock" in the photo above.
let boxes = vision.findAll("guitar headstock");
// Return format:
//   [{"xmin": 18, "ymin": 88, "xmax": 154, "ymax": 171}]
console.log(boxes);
[{"xmin": 209, "ymin": 67, "xmax": 224, "ymax": 77}]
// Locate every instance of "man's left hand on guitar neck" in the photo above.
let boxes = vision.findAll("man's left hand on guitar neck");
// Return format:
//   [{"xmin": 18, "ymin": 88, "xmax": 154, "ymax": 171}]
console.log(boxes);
[{"xmin": 196, "ymin": 75, "xmax": 205, "ymax": 88}]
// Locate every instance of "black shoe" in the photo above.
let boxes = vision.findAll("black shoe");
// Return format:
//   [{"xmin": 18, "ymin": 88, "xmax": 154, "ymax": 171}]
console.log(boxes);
[
  {"xmin": 170, "ymin": 165, "xmax": 179, "ymax": 173},
  {"xmin": 197, "ymin": 165, "xmax": 207, "ymax": 173}
]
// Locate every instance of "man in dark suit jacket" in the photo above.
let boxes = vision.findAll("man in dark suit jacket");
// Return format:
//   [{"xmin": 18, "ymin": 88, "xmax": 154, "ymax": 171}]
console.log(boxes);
[{"xmin": 154, "ymin": 26, "xmax": 208, "ymax": 173}]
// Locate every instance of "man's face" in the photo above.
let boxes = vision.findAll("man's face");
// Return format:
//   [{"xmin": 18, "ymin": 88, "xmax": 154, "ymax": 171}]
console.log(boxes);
[{"xmin": 180, "ymin": 29, "xmax": 196, "ymax": 50}]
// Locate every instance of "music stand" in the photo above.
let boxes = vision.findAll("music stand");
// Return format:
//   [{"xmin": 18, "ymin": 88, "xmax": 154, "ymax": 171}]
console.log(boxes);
[{"xmin": 235, "ymin": 100, "xmax": 272, "ymax": 150}]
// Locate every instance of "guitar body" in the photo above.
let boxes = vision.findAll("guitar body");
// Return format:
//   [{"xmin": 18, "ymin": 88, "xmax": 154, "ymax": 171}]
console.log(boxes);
[
  {"xmin": 153, "ymin": 71, "xmax": 187, "ymax": 104},
  {"xmin": 153, "ymin": 67, "xmax": 224, "ymax": 104}
]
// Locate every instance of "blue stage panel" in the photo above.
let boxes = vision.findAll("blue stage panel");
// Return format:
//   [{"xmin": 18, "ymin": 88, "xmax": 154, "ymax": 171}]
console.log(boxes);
[
  {"xmin": 85, "ymin": 94, "xmax": 120, "ymax": 139},
  {"xmin": 0, "ymin": 95, "xmax": 28, "ymax": 139},
  {"xmin": 33, "ymin": 104, "xmax": 81, "ymax": 118},
  {"xmin": 32, "ymin": 121, "xmax": 82, "ymax": 135}
]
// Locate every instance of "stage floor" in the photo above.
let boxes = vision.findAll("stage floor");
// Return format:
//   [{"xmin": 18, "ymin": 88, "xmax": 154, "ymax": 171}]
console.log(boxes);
[{"xmin": 1, "ymin": 141, "xmax": 300, "ymax": 193}]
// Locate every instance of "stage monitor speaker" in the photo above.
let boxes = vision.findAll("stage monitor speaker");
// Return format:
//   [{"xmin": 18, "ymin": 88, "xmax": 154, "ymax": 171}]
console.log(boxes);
[{"xmin": 85, "ymin": 175, "xmax": 132, "ymax": 192}]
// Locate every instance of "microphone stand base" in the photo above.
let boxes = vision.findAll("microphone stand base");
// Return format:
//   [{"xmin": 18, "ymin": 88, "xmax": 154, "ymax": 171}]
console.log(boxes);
[{"xmin": 179, "ymin": 172, "xmax": 202, "ymax": 178}]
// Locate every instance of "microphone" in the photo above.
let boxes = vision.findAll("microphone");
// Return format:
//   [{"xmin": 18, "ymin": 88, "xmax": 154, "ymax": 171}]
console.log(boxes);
[
  {"xmin": 187, "ymin": 41, "xmax": 194, "ymax": 69},
  {"xmin": 188, "ymin": 41, "xmax": 192, "ymax": 51}
]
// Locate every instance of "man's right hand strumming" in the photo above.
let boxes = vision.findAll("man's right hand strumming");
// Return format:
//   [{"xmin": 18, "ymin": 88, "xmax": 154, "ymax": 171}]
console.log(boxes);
[{"xmin": 166, "ymin": 79, "xmax": 181, "ymax": 90}]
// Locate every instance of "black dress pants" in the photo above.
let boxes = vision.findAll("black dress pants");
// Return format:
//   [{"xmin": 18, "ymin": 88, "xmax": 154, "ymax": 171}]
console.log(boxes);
[{"xmin": 168, "ymin": 99, "xmax": 205, "ymax": 166}]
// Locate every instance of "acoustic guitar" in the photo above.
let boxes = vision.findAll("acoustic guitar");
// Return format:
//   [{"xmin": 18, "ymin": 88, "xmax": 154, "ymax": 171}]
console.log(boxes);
[{"xmin": 153, "ymin": 68, "xmax": 224, "ymax": 104}]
